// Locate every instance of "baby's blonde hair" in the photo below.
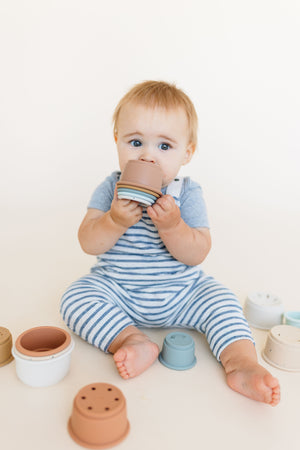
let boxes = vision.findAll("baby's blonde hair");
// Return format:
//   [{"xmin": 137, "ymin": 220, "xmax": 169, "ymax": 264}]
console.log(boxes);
[{"xmin": 113, "ymin": 80, "xmax": 198, "ymax": 147}]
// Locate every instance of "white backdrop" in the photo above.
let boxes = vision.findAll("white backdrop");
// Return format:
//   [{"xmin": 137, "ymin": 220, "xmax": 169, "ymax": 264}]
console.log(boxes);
[{"xmin": 1, "ymin": 0, "xmax": 299, "ymax": 326}]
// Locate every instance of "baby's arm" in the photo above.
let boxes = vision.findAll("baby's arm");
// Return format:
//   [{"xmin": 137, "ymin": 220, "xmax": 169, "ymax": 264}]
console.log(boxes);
[
  {"xmin": 78, "ymin": 188, "xmax": 143, "ymax": 255},
  {"xmin": 147, "ymin": 195, "xmax": 211, "ymax": 266}
]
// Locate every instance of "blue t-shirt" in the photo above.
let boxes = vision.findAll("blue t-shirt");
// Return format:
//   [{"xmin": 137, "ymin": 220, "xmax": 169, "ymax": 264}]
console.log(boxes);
[{"xmin": 88, "ymin": 171, "xmax": 209, "ymax": 229}]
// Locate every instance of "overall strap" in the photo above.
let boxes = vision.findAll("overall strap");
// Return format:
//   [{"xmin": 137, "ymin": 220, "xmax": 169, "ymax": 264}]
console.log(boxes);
[{"xmin": 166, "ymin": 177, "xmax": 183, "ymax": 206}]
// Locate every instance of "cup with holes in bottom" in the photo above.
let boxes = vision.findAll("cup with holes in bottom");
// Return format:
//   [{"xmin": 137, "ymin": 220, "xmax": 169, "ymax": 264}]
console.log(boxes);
[
  {"xmin": 262, "ymin": 325, "xmax": 300, "ymax": 372},
  {"xmin": 159, "ymin": 332, "xmax": 197, "ymax": 370},
  {"xmin": 68, "ymin": 383, "xmax": 130, "ymax": 449}
]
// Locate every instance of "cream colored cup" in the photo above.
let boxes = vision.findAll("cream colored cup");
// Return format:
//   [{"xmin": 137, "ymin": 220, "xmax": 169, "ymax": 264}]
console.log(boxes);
[{"xmin": 262, "ymin": 325, "xmax": 300, "ymax": 372}]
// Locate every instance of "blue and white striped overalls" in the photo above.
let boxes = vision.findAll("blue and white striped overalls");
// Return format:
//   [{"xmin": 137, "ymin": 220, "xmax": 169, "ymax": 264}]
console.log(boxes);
[{"xmin": 60, "ymin": 178, "xmax": 253, "ymax": 361}]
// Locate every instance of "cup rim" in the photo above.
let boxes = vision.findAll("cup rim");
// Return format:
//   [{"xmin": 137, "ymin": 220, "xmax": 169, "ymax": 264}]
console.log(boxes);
[
  {"xmin": 12, "ymin": 339, "xmax": 74, "ymax": 362},
  {"xmin": 159, "ymin": 352, "xmax": 197, "ymax": 370},
  {"xmin": 15, "ymin": 326, "xmax": 72, "ymax": 358},
  {"xmin": 0, "ymin": 354, "xmax": 14, "ymax": 367},
  {"xmin": 67, "ymin": 419, "xmax": 130, "ymax": 450},
  {"xmin": 261, "ymin": 349, "xmax": 300, "ymax": 372}
]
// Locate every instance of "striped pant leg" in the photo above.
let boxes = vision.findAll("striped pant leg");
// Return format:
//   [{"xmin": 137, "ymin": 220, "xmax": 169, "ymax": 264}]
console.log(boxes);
[
  {"xmin": 60, "ymin": 274, "xmax": 135, "ymax": 352},
  {"xmin": 174, "ymin": 274, "xmax": 254, "ymax": 361}
]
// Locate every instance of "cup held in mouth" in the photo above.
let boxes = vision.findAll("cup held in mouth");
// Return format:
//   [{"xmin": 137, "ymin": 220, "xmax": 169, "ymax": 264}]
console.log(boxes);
[{"xmin": 118, "ymin": 160, "xmax": 163, "ymax": 196}]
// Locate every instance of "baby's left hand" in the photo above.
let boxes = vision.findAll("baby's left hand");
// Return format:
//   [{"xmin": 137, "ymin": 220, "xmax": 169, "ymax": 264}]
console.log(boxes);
[{"xmin": 147, "ymin": 195, "xmax": 181, "ymax": 232}]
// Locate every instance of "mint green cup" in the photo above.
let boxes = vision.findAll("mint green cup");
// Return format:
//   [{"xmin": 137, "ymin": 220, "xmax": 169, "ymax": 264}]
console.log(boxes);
[{"xmin": 284, "ymin": 311, "xmax": 300, "ymax": 328}]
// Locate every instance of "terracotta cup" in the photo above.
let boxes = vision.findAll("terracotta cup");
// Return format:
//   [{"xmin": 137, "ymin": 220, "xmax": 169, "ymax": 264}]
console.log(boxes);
[
  {"xmin": 262, "ymin": 325, "xmax": 300, "ymax": 372},
  {"xmin": 118, "ymin": 160, "xmax": 163, "ymax": 195},
  {"xmin": 12, "ymin": 326, "xmax": 74, "ymax": 387},
  {"xmin": 0, "ymin": 327, "xmax": 14, "ymax": 367},
  {"xmin": 68, "ymin": 383, "xmax": 130, "ymax": 449}
]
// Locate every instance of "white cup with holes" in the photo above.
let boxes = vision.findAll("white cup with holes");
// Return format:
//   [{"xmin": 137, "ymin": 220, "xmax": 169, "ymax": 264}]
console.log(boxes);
[{"xmin": 244, "ymin": 292, "xmax": 284, "ymax": 330}]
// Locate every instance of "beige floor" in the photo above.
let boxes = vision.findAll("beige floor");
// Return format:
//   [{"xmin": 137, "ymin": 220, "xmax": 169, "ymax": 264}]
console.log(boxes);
[
  {"xmin": 2, "ymin": 324, "xmax": 300, "ymax": 450},
  {"xmin": 1, "ymin": 215, "xmax": 300, "ymax": 450}
]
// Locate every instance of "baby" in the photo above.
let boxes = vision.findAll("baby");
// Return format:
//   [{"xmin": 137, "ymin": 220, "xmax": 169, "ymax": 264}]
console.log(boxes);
[{"xmin": 61, "ymin": 80, "xmax": 280, "ymax": 406}]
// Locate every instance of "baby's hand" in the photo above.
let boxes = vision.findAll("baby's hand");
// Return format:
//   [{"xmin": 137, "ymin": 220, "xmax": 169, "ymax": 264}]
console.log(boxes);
[
  {"xmin": 110, "ymin": 188, "xmax": 143, "ymax": 229},
  {"xmin": 147, "ymin": 195, "xmax": 181, "ymax": 232}
]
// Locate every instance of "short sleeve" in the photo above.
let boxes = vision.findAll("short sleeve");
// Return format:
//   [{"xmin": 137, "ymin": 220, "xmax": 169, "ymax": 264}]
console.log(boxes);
[
  {"xmin": 88, "ymin": 171, "xmax": 120, "ymax": 212},
  {"xmin": 180, "ymin": 178, "xmax": 210, "ymax": 228}
]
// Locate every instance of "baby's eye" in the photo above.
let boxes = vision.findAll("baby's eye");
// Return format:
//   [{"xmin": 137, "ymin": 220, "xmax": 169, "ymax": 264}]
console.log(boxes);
[
  {"xmin": 159, "ymin": 142, "xmax": 171, "ymax": 151},
  {"xmin": 129, "ymin": 139, "xmax": 142, "ymax": 147}
]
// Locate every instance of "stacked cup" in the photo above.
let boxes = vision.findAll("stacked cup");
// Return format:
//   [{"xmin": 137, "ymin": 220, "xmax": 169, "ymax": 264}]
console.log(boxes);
[
  {"xmin": 117, "ymin": 160, "xmax": 163, "ymax": 207},
  {"xmin": 12, "ymin": 326, "xmax": 74, "ymax": 387}
]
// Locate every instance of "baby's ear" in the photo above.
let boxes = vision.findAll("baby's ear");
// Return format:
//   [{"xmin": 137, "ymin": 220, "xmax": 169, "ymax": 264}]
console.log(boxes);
[{"xmin": 183, "ymin": 142, "xmax": 196, "ymax": 165}]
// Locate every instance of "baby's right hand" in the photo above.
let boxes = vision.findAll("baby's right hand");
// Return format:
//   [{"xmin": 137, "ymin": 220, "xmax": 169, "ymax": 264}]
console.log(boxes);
[{"xmin": 109, "ymin": 187, "xmax": 143, "ymax": 229}]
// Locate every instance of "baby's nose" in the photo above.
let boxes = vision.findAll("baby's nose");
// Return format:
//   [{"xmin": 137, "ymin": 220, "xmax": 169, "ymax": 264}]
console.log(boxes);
[{"xmin": 139, "ymin": 151, "xmax": 156, "ymax": 164}]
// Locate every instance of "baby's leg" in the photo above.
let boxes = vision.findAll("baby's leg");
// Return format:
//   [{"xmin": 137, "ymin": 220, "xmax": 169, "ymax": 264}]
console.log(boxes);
[
  {"xmin": 220, "ymin": 340, "xmax": 280, "ymax": 406},
  {"xmin": 174, "ymin": 274, "xmax": 280, "ymax": 405},
  {"xmin": 108, "ymin": 326, "xmax": 159, "ymax": 379},
  {"xmin": 60, "ymin": 274, "xmax": 158, "ymax": 379},
  {"xmin": 60, "ymin": 274, "xmax": 135, "ymax": 352}
]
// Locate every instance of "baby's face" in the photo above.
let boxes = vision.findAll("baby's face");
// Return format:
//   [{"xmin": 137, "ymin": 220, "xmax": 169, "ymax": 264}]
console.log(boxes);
[{"xmin": 115, "ymin": 102, "xmax": 195, "ymax": 187}]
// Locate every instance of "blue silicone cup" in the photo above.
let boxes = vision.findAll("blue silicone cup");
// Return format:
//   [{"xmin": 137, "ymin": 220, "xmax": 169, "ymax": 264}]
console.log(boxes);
[
  {"xmin": 117, "ymin": 188, "xmax": 157, "ymax": 206},
  {"xmin": 117, "ymin": 187, "xmax": 157, "ymax": 201},
  {"xmin": 117, "ymin": 193, "xmax": 153, "ymax": 206},
  {"xmin": 159, "ymin": 332, "xmax": 197, "ymax": 370},
  {"xmin": 284, "ymin": 311, "xmax": 300, "ymax": 328},
  {"xmin": 117, "ymin": 189, "xmax": 157, "ymax": 204}
]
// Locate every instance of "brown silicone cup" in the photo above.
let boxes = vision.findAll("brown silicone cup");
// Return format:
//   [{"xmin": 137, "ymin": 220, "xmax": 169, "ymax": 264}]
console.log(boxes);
[
  {"xmin": 0, "ymin": 327, "xmax": 14, "ymax": 367},
  {"xmin": 117, "ymin": 160, "xmax": 163, "ymax": 195},
  {"xmin": 116, "ymin": 183, "xmax": 161, "ymax": 198},
  {"xmin": 68, "ymin": 383, "xmax": 130, "ymax": 449},
  {"xmin": 15, "ymin": 326, "xmax": 71, "ymax": 357}
]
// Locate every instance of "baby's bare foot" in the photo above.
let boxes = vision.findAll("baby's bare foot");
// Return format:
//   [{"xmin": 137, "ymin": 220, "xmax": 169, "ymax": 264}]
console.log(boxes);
[
  {"xmin": 226, "ymin": 363, "xmax": 280, "ymax": 406},
  {"xmin": 113, "ymin": 333, "xmax": 159, "ymax": 379}
]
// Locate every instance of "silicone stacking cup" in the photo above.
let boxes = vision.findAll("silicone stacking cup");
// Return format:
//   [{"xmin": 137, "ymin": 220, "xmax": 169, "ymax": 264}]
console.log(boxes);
[
  {"xmin": 118, "ymin": 160, "xmax": 163, "ymax": 195},
  {"xmin": 12, "ymin": 326, "xmax": 74, "ymax": 387},
  {"xmin": 117, "ymin": 188, "xmax": 157, "ymax": 206},
  {"xmin": 159, "ymin": 332, "xmax": 197, "ymax": 370},
  {"xmin": 262, "ymin": 325, "xmax": 300, "ymax": 372},
  {"xmin": 68, "ymin": 383, "xmax": 130, "ymax": 449},
  {"xmin": 284, "ymin": 311, "xmax": 300, "ymax": 328},
  {"xmin": 244, "ymin": 292, "xmax": 284, "ymax": 330},
  {"xmin": 0, "ymin": 327, "xmax": 14, "ymax": 367}
]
